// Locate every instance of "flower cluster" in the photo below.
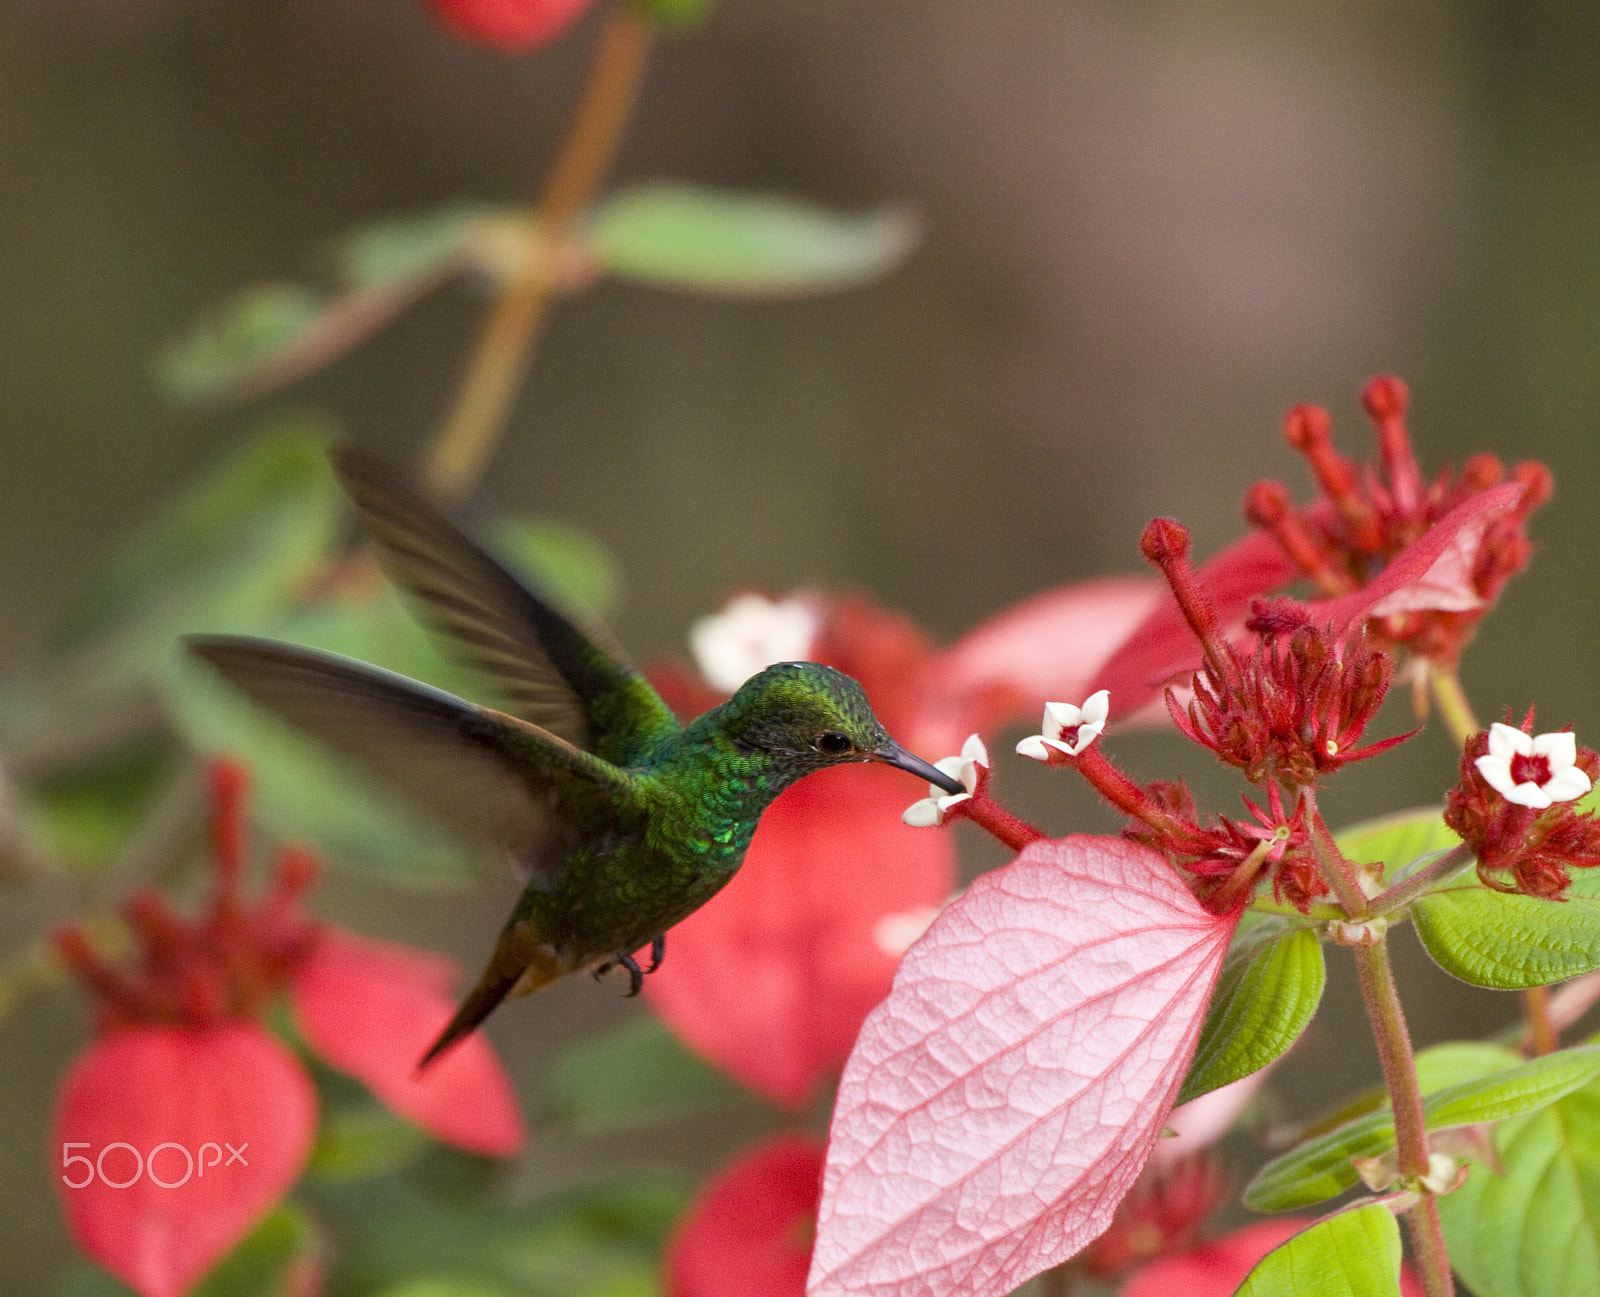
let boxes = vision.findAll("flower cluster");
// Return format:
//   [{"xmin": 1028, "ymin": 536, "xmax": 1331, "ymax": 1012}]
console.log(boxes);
[
  {"xmin": 1242, "ymin": 375, "xmax": 1551, "ymax": 667},
  {"xmin": 52, "ymin": 761, "xmax": 524, "ymax": 1297},
  {"xmin": 1445, "ymin": 713, "xmax": 1600, "ymax": 897}
]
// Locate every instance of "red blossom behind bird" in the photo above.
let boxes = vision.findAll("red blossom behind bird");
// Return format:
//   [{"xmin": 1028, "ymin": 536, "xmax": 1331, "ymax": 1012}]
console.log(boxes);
[
  {"xmin": 426, "ymin": 0, "xmax": 596, "ymax": 51},
  {"xmin": 51, "ymin": 761, "xmax": 525, "ymax": 1297}
]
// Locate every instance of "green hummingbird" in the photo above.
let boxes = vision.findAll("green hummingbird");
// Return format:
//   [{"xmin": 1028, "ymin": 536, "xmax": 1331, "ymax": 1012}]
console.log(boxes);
[{"xmin": 187, "ymin": 448, "xmax": 962, "ymax": 1066}]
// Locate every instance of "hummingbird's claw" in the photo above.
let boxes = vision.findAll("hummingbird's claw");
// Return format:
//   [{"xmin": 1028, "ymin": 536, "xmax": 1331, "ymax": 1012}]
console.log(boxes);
[
  {"xmin": 647, "ymin": 933, "xmax": 666, "ymax": 974},
  {"xmin": 596, "ymin": 950, "xmax": 648, "ymax": 996},
  {"xmin": 873, "ymin": 740, "xmax": 966, "ymax": 795}
]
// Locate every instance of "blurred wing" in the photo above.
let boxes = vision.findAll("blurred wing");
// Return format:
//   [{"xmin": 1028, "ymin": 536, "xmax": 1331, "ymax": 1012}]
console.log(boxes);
[
  {"xmin": 186, "ymin": 635, "xmax": 632, "ymax": 866},
  {"xmin": 332, "ymin": 444, "xmax": 677, "ymax": 760}
]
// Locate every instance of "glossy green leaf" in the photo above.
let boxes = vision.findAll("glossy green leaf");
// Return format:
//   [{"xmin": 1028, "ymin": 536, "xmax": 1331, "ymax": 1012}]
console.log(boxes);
[
  {"xmin": 1236, "ymin": 1203, "xmax": 1403, "ymax": 1297},
  {"xmin": 157, "ymin": 204, "xmax": 520, "ymax": 405},
  {"xmin": 1177, "ymin": 920, "xmax": 1325, "ymax": 1105},
  {"xmin": 545, "ymin": 1014, "xmax": 742, "ymax": 1133},
  {"xmin": 53, "ymin": 422, "xmax": 341, "ymax": 676},
  {"xmin": 585, "ymin": 184, "xmax": 919, "ymax": 298},
  {"xmin": 1438, "ymin": 1068, "xmax": 1600, "ymax": 1297},
  {"xmin": 1245, "ymin": 1047, "xmax": 1600, "ymax": 1211},
  {"xmin": 164, "ymin": 593, "xmax": 490, "ymax": 882},
  {"xmin": 1413, "ymin": 864, "xmax": 1600, "ymax": 989},
  {"xmin": 1335, "ymin": 806, "xmax": 1459, "ymax": 878}
]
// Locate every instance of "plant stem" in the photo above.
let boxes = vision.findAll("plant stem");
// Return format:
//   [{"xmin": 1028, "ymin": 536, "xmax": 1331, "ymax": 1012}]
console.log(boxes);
[
  {"xmin": 1353, "ymin": 938, "xmax": 1453, "ymax": 1297},
  {"xmin": 1368, "ymin": 844, "xmax": 1476, "ymax": 918},
  {"xmin": 422, "ymin": 2, "xmax": 654, "ymax": 502},
  {"xmin": 1303, "ymin": 792, "xmax": 1369, "ymax": 917},
  {"xmin": 962, "ymin": 793, "xmax": 1045, "ymax": 853},
  {"xmin": 1428, "ymin": 665, "xmax": 1479, "ymax": 748},
  {"xmin": 1523, "ymin": 983, "xmax": 1558, "ymax": 1056}
]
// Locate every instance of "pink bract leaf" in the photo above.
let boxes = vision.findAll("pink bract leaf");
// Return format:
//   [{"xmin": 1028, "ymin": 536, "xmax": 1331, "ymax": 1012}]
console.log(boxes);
[
  {"xmin": 808, "ymin": 836, "xmax": 1237, "ymax": 1297},
  {"xmin": 1088, "ymin": 532, "xmax": 1301, "ymax": 724},
  {"xmin": 1308, "ymin": 481, "xmax": 1524, "ymax": 632},
  {"xmin": 53, "ymin": 1023, "xmax": 316, "ymax": 1297},
  {"xmin": 289, "ymin": 927, "xmax": 525, "ymax": 1157},
  {"xmin": 923, "ymin": 577, "xmax": 1165, "ymax": 747},
  {"xmin": 1118, "ymin": 1218, "xmax": 1425, "ymax": 1297},
  {"xmin": 667, "ymin": 1135, "xmax": 825, "ymax": 1297},
  {"xmin": 645, "ymin": 763, "xmax": 957, "ymax": 1109}
]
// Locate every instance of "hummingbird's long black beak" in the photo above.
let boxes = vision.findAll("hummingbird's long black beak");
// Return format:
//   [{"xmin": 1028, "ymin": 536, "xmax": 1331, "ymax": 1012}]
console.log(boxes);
[{"xmin": 872, "ymin": 740, "xmax": 965, "ymax": 795}]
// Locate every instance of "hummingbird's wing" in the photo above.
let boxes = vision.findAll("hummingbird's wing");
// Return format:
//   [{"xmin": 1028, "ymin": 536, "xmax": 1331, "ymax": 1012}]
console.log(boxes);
[
  {"xmin": 186, "ymin": 635, "xmax": 635, "ymax": 865},
  {"xmin": 331, "ymin": 446, "xmax": 678, "ymax": 766}
]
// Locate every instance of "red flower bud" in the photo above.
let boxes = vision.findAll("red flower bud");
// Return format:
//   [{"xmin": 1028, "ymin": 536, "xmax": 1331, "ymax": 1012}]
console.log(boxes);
[{"xmin": 427, "ymin": 0, "xmax": 596, "ymax": 52}]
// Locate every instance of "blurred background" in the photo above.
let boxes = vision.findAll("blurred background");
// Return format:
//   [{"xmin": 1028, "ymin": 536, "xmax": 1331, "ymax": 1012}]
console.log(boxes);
[{"xmin": 3, "ymin": 0, "xmax": 1600, "ymax": 1290}]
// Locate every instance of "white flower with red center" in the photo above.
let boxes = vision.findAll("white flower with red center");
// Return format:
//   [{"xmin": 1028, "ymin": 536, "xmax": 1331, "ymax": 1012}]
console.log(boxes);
[
  {"xmin": 688, "ymin": 593, "xmax": 820, "ymax": 692},
  {"xmin": 903, "ymin": 734, "xmax": 988, "ymax": 827},
  {"xmin": 1016, "ymin": 690, "xmax": 1110, "ymax": 761},
  {"xmin": 1475, "ymin": 723, "xmax": 1593, "ymax": 809}
]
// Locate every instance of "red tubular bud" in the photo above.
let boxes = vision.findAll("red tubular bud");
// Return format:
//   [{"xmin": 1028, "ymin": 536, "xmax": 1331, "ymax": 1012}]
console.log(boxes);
[
  {"xmin": 1283, "ymin": 405, "xmax": 1384, "ymax": 552},
  {"xmin": 1140, "ymin": 517, "xmax": 1191, "ymax": 566},
  {"xmin": 1511, "ymin": 461, "xmax": 1554, "ymax": 516},
  {"xmin": 1361, "ymin": 375, "xmax": 1424, "ymax": 515},
  {"xmin": 52, "ymin": 927, "xmax": 148, "ymax": 1015},
  {"xmin": 123, "ymin": 891, "xmax": 190, "ymax": 962},
  {"xmin": 1141, "ymin": 519, "xmax": 1230, "ymax": 678},
  {"xmin": 1459, "ymin": 453, "xmax": 1504, "ymax": 493},
  {"xmin": 208, "ymin": 759, "xmax": 251, "ymax": 897},
  {"xmin": 1244, "ymin": 481, "xmax": 1354, "ymax": 597}
]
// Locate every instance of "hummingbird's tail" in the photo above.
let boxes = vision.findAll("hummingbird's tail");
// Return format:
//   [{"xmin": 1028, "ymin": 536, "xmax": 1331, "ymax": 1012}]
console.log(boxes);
[{"xmin": 419, "ymin": 921, "xmax": 564, "ymax": 1070}]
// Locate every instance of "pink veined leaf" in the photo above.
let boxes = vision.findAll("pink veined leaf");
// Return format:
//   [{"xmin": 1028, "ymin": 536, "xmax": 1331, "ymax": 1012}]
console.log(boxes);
[
  {"xmin": 1088, "ymin": 531, "xmax": 1302, "ymax": 725},
  {"xmin": 52, "ymin": 1023, "xmax": 316, "ymax": 1297},
  {"xmin": 808, "ymin": 836, "xmax": 1238, "ymax": 1297},
  {"xmin": 288, "ymin": 926, "xmax": 526, "ymax": 1157},
  {"xmin": 1117, "ymin": 1218, "xmax": 1426, "ymax": 1297},
  {"xmin": 645, "ymin": 763, "xmax": 957, "ymax": 1109},
  {"xmin": 920, "ymin": 576, "xmax": 1166, "ymax": 747},
  {"xmin": 1308, "ymin": 480, "xmax": 1524, "ymax": 631},
  {"xmin": 666, "ymin": 1135, "xmax": 826, "ymax": 1297}
]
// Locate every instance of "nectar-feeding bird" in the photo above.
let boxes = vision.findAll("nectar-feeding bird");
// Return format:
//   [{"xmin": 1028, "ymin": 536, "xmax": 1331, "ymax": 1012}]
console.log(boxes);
[{"xmin": 187, "ymin": 447, "xmax": 963, "ymax": 1067}]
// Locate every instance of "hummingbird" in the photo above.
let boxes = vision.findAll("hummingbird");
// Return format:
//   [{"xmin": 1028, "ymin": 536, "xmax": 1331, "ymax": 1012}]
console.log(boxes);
[{"xmin": 187, "ymin": 447, "xmax": 963, "ymax": 1066}]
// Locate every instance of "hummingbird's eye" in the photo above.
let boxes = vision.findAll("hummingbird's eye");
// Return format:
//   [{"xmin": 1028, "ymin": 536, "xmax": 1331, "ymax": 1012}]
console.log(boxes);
[{"xmin": 816, "ymin": 730, "xmax": 853, "ymax": 755}]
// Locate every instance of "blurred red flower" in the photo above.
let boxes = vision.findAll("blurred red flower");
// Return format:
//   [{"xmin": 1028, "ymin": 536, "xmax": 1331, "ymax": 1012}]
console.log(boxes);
[
  {"xmin": 426, "ymin": 0, "xmax": 595, "ymax": 52},
  {"xmin": 51, "ymin": 761, "xmax": 524, "ymax": 1297},
  {"xmin": 666, "ymin": 1135, "xmax": 824, "ymax": 1297}
]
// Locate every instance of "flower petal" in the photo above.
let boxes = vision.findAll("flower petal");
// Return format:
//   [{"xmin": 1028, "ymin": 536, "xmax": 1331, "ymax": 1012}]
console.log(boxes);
[
  {"xmin": 645, "ymin": 763, "xmax": 957, "ymax": 1109},
  {"xmin": 1531, "ymin": 730, "xmax": 1578, "ymax": 769},
  {"xmin": 1015, "ymin": 735, "xmax": 1051, "ymax": 762},
  {"xmin": 1505, "ymin": 782, "xmax": 1554, "ymax": 810},
  {"xmin": 53, "ymin": 1023, "xmax": 315, "ymax": 1297},
  {"xmin": 1487, "ymin": 722, "xmax": 1531, "ymax": 763},
  {"xmin": 666, "ymin": 1135, "xmax": 824, "ymax": 1297},
  {"xmin": 1543, "ymin": 766, "xmax": 1593, "ymax": 804},
  {"xmin": 289, "ymin": 927, "xmax": 525, "ymax": 1157},
  {"xmin": 924, "ymin": 577, "xmax": 1165, "ymax": 744},
  {"xmin": 902, "ymin": 799, "xmax": 943, "ymax": 828},
  {"xmin": 808, "ymin": 836, "xmax": 1238, "ymax": 1297},
  {"xmin": 1474, "ymin": 754, "xmax": 1518, "ymax": 799}
]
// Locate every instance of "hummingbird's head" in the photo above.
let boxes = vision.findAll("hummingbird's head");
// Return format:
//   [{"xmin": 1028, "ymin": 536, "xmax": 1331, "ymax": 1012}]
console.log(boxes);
[{"xmin": 720, "ymin": 662, "xmax": 964, "ymax": 793}]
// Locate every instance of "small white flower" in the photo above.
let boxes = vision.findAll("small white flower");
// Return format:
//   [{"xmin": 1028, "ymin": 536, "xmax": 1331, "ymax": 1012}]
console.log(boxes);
[
  {"xmin": 872, "ymin": 906, "xmax": 942, "ymax": 957},
  {"xmin": 689, "ymin": 593, "xmax": 819, "ymax": 693},
  {"xmin": 1475, "ymin": 722, "xmax": 1593, "ymax": 809},
  {"xmin": 1015, "ymin": 690, "xmax": 1110, "ymax": 762},
  {"xmin": 902, "ymin": 734, "xmax": 987, "ymax": 827}
]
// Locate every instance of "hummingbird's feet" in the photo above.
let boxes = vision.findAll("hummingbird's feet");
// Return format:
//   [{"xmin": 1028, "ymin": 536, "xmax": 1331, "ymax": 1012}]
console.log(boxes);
[{"xmin": 594, "ymin": 934, "xmax": 666, "ymax": 997}]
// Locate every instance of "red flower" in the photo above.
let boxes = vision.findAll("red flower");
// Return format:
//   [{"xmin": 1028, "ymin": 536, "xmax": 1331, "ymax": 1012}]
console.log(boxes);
[
  {"xmin": 642, "ymin": 583, "xmax": 1157, "ymax": 1107},
  {"xmin": 51, "ymin": 761, "xmax": 525, "ymax": 1297},
  {"xmin": 666, "ymin": 1136, "xmax": 824, "ymax": 1297},
  {"xmin": 426, "ymin": 0, "xmax": 595, "ymax": 52}
]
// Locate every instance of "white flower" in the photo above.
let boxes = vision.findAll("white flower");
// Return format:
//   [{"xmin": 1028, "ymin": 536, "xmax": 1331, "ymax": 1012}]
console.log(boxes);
[
  {"xmin": 872, "ymin": 906, "xmax": 942, "ymax": 957},
  {"xmin": 1015, "ymin": 690, "xmax": 1110, "ymax": 762},
  {"xmin": 689, "ymin": 593, "xmax": 819, "ymax": 693},
  {"xmin": 1475, "ymin": 722, "xmax": 1593, "ymax": 809},
  {"xmin": 902, "ymin": 734, "xmax": 988, "ymax": 827}
]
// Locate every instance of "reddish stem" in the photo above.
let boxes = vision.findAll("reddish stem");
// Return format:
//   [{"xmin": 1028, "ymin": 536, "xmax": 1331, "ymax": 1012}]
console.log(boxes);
[{"xmin": 959, "ymin": 792, "xmax": 1045, "ymax": 852}]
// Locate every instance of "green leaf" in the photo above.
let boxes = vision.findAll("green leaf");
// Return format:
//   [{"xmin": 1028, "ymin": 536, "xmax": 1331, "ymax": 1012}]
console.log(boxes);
[
  {"xmin": 545, "ymin": 1015, "xmax": 742, "ymax": 1133},
  {"xmin": 52, "ymin": 420, "xmax": 342, "ymax": 682},
  {"xmin": 1413, "ymin": 864, "xmax": 1600, "ymax": 989},
  {"xmin": 1176, "ymin": 920, "xmax": 1325, "ymax": 1105},
  {"xmin": 310, "ymin": 1101, "xmax": 431, "ymax": 1181},
  {"xmin": 631, "ymin": 0, "xmax": 714, "ymax": 31},
  {"xmin": 164, "ymin": 592, "xmax": 490, "ymax": 882},
  {"xmin": 1335, "ymin": 805, "xmax": 1460, "ymax": 878},
  {"xmin": 22, "ymin": 745, "xmax": 170, "ymax": 876},
  {"xmin": 1236, "ymin": 1203, "xmax": 1404, "ymax": 1297},
  {"xmin": 372, "ymin": 1280, "xmax": 523, "ymax": 1297},
  {"xmin": 1438, "ymin": 1067, "xmax": 1600, "ymax": 1297},
  {"xmin": 157, "ymin": 204, "xmax": 522, "ymax": 405},
  {"xmin": 1244, "ymin": 1047, "xmax": 1600, "ymax": 1211},
  {"xmin": 585, "ymin": 184, "xmax": 919, "ymax": 298}
]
